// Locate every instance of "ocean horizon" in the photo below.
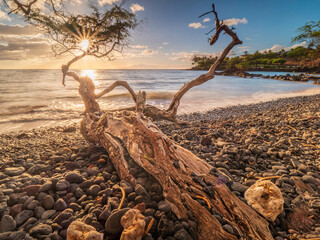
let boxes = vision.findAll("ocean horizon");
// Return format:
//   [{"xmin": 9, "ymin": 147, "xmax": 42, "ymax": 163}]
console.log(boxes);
[{"xmin": 1, "ymin": 69, "xmax": 319, "ymax": 133}]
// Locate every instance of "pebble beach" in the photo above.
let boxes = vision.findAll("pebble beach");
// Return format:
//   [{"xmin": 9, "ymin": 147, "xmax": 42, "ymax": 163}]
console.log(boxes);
[{"xmin": 0, "ymin": 94, "xmax": 319, "ymax": 240}]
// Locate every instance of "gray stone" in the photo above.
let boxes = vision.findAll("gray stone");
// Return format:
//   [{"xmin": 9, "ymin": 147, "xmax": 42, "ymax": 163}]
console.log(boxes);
[
  {"xmin": 0, "ymin": 215, "xmax": 16, "ymax": 233},
  {"xmin": 55, "ymin": 180, "xmax": 70, "ymax": 191},
  {"xmin": 105, "ymin": 208, "xmax": 130, "ymax": 235},
  {"xmin": 231, "ymin": 182, "xmax": 248, "ymax": 193},
  {"xmin": 34, "ymin": 206, "xmax": 45, "ymax": 219},
  {"xmin": 55, "ymin": 198, "xmax": 67, "ymax": 211},
  {"xmin": 8, "ymin": 230, "xmax": 26, "ymax": 240},
  {"xmin": 65, "ymin": 172, "xmax": 83, "ymax": 184},
  {"xmin": 42, "ymin": 195, "xmax": 55, "ymax": 210},
  {"xmin": 174, "ymin": 229, "xmax": 193, "ymax": 240},
  {"xmin": 120, "ymin": 181, "xmax": 133, "ymax": 194},
  {"xmin": 158, "ymin": 201, "xmax": 171, "ymax": 213},
  {"xmin": 87, "ymin": 185, "xmax": 101, "ymax": 196},
  {"xmin": 4, "ymin": 167, "xmax": 25, "ymax": 176},
  {"xmin": 39, "ymin": 181, "xmax": 52, "ymax": 192},
  {"xmin": 41, "ymin": 210, "xmax": 56, "ymax": 219},
  {"xmin": 29, "ymin": 223, "xmax": 52, "ymax": 237},
  {"xmin": 15, "ymin": 210, "xmax": 33, "ymax": 225}
]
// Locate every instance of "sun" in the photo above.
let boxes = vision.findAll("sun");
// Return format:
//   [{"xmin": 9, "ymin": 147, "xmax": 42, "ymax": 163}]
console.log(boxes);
[{"xmin": 80, "ymin": 39, "xmax": 89, "ymax": 51}]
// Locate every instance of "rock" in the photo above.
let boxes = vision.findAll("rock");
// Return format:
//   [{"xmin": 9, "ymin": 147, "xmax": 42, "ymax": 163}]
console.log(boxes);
[
  {"xmin": 65, "ymin": 172, "xmax": 83, "ymax": 184},
  {"xmin": 302, "ymin": 175, "xmax": 318, "ymax": 185},
  {"xmin": 15, "ymin": 210, "xmax": 34, "ymax": 225},
  {"xmin": 8, "ymin": 230, "xmax": 26, "ymax": 240},
  {"xmin": 244, "ymin": 180, "xmax": 284, "ymax": 221},
  {"xmin": 63, "ymin": 126, "xmax": 76, "ymax": 133},
  {"xmin": 55, "ymin": 198, "xmax": 67, "ymax": 211},
  {"xmin": 10, "ymin": 204, "xmax": 23, "ymax": 218},
  {"xmin": 105, "ymin": 208, "xmax": 130, "ymax": 235},
  {"xmin": 67, "ymin": 221, "xmax": 103, "ymax": 240},
  {"xmin": 185, "ymin": 131, "xmax": 194, "ymax": 140},
  {"xmin": 120, "ymin": 209, "xmax": 145, "ymax": 240},
  {"xmin": 135, "ymin": 184, "xmax": 149, "ymax": 197},
  {"xmin": 231, "ymin": 182, "xmax": 248, "ymax": 193},
  {"xmin": 200, "ymin": 137, "xmax": 212, "ymax": 146},
  {"xmin": 29, "ymin": 223, "xmax": 52, "ymax": 237},
  {"xmin": 4, "ymin": 167, "xmax": 25, "ymax": 176},
  {"xmin": 0, "ymin": 215, "xmax": 16, "ymax": 233},
  {"xmin": 174, "ymin": 229, "xmax": 193, "ymax": 240},
  {"xmin": 23, "ymin": 185, "xmax": 41, "ymax": 196},
  {"xmin": 43, "ymin": 195, "xmax": 55, "ymax": 209},
  {"xmin": 157, "ymin": 201, "xmax": 171, "ymax": 213},
  {"xmin": 39, "ymin": 181, "xmax": 52, "ymax": 192},
  {"xmin": 55, "ymin": 180, "xmax": 70, "ymax": 191},
  {"xmin": 53, "ymin": 208, "xmax": 73, "ymax": 224},
  {"xmin": 120, "ymin": 181, "xmax": 134, "ymax": 195},
  {"xmin": 41, "ymin": 209, "xmax": 56, "ymax": 219},
  {"xmin": 87, "ymin": 185, "xmax": 101, "ymax": 196},
  {"xmin": 34, "ymin": 206, "xmax": 45, "ymax": 219}
]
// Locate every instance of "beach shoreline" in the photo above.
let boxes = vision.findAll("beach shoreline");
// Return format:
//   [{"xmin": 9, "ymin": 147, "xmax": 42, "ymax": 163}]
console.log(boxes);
[{"xmin": 0, "ymin": 94, "xmax": 319, "ymax": 239}]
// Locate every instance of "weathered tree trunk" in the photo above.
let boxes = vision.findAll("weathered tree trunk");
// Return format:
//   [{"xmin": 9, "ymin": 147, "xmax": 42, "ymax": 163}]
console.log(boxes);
[
  {"xmin": 61, "ymin": 3, "xmax": 274, "ymax": 239},
  {"xmin": 79, "ymin": 103, "xmax": 273, "ymax": 239}
]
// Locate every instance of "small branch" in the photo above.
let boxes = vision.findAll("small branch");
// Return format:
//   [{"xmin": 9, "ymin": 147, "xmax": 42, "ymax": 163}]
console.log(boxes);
[
  {"xmin": 95, "ymin": 80, "xmax": 137, "ymax": 103},
  {"xmin": 61, "ymin": 52, "xmax": 86, "ymax": 86},
  {"xmin": 166, "ymin": 2, "xmax": 242, "ymax": 116}
]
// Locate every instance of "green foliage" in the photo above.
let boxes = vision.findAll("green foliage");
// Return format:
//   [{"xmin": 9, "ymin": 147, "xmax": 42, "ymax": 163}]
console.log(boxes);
[
  {"xmin": 7, "ymin": 1, "xmax": 138, "ymax": 58},
  {"xmin": 292, "ymin": 20, "xmax": 320, "ymax": 48}
]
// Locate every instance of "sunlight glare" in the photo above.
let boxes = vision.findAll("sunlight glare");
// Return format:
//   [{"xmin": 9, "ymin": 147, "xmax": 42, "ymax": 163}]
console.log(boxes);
[
  {"xmin": 81, "ymin": 70, "xmax": 101, "ymax": 91},
  {"xmin": 80, "ymin": 39, "xmax": 89, "ymax": 51},
  {"xmin": 81, "ymin": 70, "xmax": 96, "ymax": 79}
]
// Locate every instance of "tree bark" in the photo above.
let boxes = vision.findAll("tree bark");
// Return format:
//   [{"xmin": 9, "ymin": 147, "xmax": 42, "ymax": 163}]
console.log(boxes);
[
  {"xmin": 79, "ymin": 106, "xmax": 273, "ymax": 240},
  {"xmin": 62, "ymin": 3, "xmax": 274, "ymax": 239}
]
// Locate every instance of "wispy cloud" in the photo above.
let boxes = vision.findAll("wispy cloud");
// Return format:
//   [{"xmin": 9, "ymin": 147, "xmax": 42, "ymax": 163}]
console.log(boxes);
[
  {"xmin": 132, "ymin": 45, "xmax": 148, "ymax": 49},
  {"xmin": 188, "ymin": 22, "xmax": 205, "ymax": 29},
  {"xmin": 170, "ymin": 51, "xmax": 218, "ymax": 62},
  {"xmin": 223, "ymin": 17, "xmax": 248, "ymax": 26},
  {"xmin": 98, "ymin": 0, "xmax": 120, "ymax": 6},
  {"xmin": 130, "ymin": 3, "xmax": 144, "ymax": 13},
  {"xmin": 203, "ymin": 18, "xmax": 210, "ymax": 23},
  {"xmin": 162, "ymin": 42, "xmax": 169, "ymax": 45},
  {"xmin": 260, "ymin": 41, "xmax": 306, "ymax": 53},
  {"xmin": 0, "ymin": 10, "xmax": 11, "ymax": 23}
]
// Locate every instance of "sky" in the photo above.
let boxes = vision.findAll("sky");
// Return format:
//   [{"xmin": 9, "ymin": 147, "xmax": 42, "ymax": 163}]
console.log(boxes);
[{"xmin": 0, "ymin": 0, "xmax": 319, "ymax": 69}]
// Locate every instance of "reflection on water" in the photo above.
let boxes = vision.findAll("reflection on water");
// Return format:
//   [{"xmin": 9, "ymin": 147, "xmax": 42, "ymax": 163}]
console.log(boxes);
[{"xmin": 0, "ymin": 69, "xmax": 319, "ymax": 132}]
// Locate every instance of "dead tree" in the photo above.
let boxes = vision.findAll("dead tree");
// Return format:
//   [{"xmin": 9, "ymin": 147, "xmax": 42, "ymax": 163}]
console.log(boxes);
[
  {"xmin": 6, "ymin": 1, "xmax": 274, "ymax": 239},
  {"xmin": 68, "ymin": 5, "xmax": 273, "ymax": 240}
]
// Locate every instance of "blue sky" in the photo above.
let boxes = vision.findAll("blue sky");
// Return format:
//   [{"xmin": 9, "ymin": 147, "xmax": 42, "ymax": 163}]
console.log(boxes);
[{"xmin": 0, "ymin": 0, "xmax": 319, "ymax": 69}]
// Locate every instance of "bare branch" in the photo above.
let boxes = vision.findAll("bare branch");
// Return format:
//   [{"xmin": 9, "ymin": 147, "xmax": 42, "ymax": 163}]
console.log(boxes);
[
  {"xmin": 166, "ymin": 3, "xmax": 242, "ymax": 118},
  {"xmin": 95, "ymin": 80, "xmax": 137, "ymax": 103},
  {"xmin": 61, "ymin": 52, "xmax": 86, "ymax": 86}
]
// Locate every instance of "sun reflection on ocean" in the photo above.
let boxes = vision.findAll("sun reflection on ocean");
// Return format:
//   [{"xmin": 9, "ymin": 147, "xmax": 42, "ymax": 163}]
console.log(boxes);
[{"xmin": 81, "ymin": 70, "xmax": 101, "ymax": 93}]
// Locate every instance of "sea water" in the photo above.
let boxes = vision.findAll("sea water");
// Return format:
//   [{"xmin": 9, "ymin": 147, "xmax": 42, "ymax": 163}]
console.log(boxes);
[{"xmin": 0, "ymin": 69, "xmax": 319, "ymax": 133}]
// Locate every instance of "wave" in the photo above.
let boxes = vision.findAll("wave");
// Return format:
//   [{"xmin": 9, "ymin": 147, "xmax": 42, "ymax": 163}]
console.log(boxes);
[{"xmin": 101, "ymin": 91, "xmax": 174, "ymax": 100}]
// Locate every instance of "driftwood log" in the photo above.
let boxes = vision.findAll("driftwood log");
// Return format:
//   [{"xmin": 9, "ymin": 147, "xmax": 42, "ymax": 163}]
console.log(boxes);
[{"xmin": 63, "ymin": 4, "xmax": 274, "ymax": 240}]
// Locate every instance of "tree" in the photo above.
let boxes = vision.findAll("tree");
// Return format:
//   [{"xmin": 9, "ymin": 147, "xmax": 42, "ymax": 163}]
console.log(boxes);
[
  {"xmin": 5, "ymin": 1, "xmax": 273, "ymax": 239},
  {"xmin": 292, "ymin": 20, "xmax": 320, "ymax": 48}
]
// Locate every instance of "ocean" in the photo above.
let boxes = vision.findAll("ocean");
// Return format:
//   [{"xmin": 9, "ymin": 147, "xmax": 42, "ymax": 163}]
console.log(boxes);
[{"xmin": 0, "ymin": 69, "xmax": 319, "ymax": 133}]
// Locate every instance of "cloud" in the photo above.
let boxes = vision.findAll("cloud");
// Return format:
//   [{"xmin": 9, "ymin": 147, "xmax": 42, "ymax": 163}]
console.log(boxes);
[
  {"xmin": 98, "ymin": 0, "xmax": 120, "ymax": 6},
  {"xmin": 260, "ymin": 41, "xmax": 307, "ymax": 53},
  {"xmin": 203, "ymin": 18, "xmax": 210, "ymax": 23},
  {"xmin": 130, "ymin": 3, "xmax": 144, "ymax": 13},
  {"xmin": 0, "ymin": 24, "xmax": 51, "ymax": 60},
  {"xmin": 132, "ymin": 45, "xmax": 148, "ymax": 49},
  {"xmin": 170, "ymin": 51, "xmax": 218, "ymax": 62},
  {"xmin": 223, "ymin": 17, "xmax": 248, "ymax": 26},
  {"xmin": 0, "ymin": 10, "xmax": 11, "ymax": 22},
  {"xmin": 162, "ymin": 42, "xmax": 169, "ymax": 45},
  {"xmin": 188, "ymin": 22, "xmax": 204, "ymax": 29},
  {"xmin": 0, "ymin": 24, "xmax": 38, "ymax": 35}
]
